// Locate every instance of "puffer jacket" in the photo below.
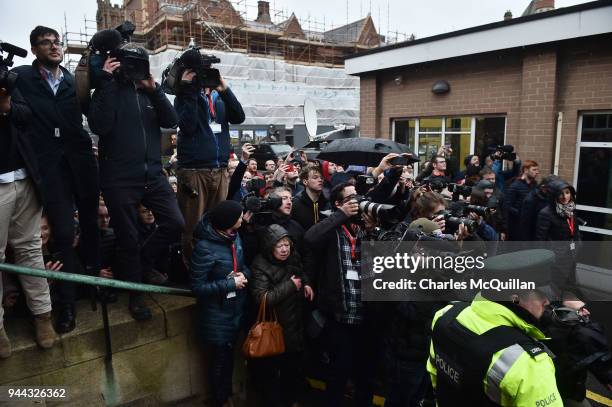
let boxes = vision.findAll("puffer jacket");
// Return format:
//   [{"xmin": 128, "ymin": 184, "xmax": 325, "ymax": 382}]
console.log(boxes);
[
  {"xmin": 250, "ymin": 224, "xmax": 308, "ymax": 352},
  {"xmin": 535, "ymin": 179, "xmax": 580, "ymax": 243},
  {"xmin": 191, "ymin": 214, "xmax": 250, "ymax": 345}
]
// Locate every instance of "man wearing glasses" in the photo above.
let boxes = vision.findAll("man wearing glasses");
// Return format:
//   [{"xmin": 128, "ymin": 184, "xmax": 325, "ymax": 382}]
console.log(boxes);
[{"xmin": 12, "ymin": 26, "xmax": 101, "ymax": 333}]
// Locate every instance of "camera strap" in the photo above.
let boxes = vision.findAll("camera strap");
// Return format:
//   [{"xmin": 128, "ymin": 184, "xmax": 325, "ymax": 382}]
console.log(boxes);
[
  {"xmin": 567, "ymin": 217, "xmax": 575, "ymax": 237},
  {"xmin": 205, "ymin": 91, "xmax": 216, "ymax": 120},
  {"xmin": 231, "ymin": 242, "xmax": 238, "ymax": 273},
  {"xmin": 341, "ymin": 225, "xmax": 357, "ymax": 260}
]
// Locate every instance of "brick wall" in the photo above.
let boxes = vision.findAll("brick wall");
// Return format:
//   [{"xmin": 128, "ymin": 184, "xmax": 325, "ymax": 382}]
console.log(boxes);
[{"xmin": 359, "ymin": 34, "xmax": 612, "ymax": 182}]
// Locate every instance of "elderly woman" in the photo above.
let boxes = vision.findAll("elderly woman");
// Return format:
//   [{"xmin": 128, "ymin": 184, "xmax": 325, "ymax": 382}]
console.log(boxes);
[{"xmin": 249, "ymin": 224, "xmax": 313, "ymax": 407}]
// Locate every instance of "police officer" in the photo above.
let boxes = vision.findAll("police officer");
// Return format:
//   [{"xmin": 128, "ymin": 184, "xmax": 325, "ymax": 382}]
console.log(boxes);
[{"xmin": 427, "ymin": 249, "xmax": 563, "ymax": 406}]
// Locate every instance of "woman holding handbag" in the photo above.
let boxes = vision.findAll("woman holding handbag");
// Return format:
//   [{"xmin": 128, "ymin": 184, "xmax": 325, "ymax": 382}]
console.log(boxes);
[
  {"xmin": 249, "ymin": 224, "xmax": 314, "ymax": 407},
  {"xmin": 191, "ymin": 200, "xmax": 250, "ymax": 407}
]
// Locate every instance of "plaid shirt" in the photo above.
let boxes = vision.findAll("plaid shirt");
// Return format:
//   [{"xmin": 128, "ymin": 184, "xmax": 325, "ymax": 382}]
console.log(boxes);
[{"xmin": 337, "ymin": 224, "xmax": 366, "ymax": 325}]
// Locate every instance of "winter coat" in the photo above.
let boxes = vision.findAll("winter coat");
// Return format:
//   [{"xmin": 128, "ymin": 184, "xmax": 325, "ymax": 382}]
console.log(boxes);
[
  {"xmin": 12, "ymin": 62, "xmax": 98, "ymax": 204},
  {"xmin": 291, "ymin": 190, "xmax": 330, "ymax": 231},
  {"xmin": 521, "ymin": 188, "xmax": 551, "ymax": 241},
  {"xmin": 174, "ymin": 86, "xmax": 244, "ymax": 169},
  {"xmin": 88, "ymin": 74, "xmax": 178, "ymax": 188},
  {"xmin": 303, "ymin": 210, "xmax": 354, "ymax": 317},
  {"xmin": 191, "ymin": 215, "xmax": 250, "ymax": 345},
  {"xmin": 504, "ymin": 177, "xmax": 536, "ymax": 240},
  {"xmin": 535, "ymin": 180, "xmax": 581, "ymax": 289},
  {"xmin": 491, "ymin": 159, "xmax": 522, "ymax": 192},
  {"xmin": 250, "ymin": 224, "xmax": 308, "ymax": 352}
]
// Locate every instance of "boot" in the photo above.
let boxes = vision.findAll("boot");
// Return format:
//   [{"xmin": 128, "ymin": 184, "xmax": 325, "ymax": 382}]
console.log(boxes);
[
  {"xmin": 129, "ymin": 293, "xmax": 152, "ymax": 321},
  {"xmin": 0, "ymin": 327, "xmax": 11, "ymax": 358},
  {"xmin": 55, "ymin": 304, "xmax": 76, "ymax": 334},
  {"xmin": 34, "ymin": 312, "xmax": 56, "ymax": 349}
]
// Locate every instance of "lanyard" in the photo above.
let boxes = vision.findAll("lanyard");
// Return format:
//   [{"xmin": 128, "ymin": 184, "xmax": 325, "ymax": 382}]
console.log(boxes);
[
  {"xmin": 567, "ymin": 217, "xmax": 575, "ymax": 237},
  {"xmin": 206, "ymin": 92, "xmax": 216, "ymax": 119},
  {"xmin": 341, "ymin": 225, "xmax": 357, "ymax": 260},
  {"xmin": 231, "ymin": 243, "xmax": 238, "ymax": 273}
]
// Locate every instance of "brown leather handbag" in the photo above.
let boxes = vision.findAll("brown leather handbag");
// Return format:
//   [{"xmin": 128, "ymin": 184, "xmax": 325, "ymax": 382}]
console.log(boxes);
[{"xmin": 242, "ymin": 293, "xmax": 285, "ymax": 358}]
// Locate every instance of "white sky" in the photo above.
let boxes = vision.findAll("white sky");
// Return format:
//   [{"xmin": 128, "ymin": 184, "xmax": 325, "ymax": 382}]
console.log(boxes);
[{"xmin": 1, "ymin": 0, "xmax": 591, "ymax": 65}]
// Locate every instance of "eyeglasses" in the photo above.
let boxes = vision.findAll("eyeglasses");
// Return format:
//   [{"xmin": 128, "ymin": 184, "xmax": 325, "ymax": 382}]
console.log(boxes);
[{"xmin": 35, "ymin": 39, "xmax": 63, "ymax": 48}]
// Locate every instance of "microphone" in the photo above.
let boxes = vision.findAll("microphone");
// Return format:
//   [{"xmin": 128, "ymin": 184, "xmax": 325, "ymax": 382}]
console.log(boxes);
[
  {"xmin": 0, "ymin": 42, "xmax": 28, "ymax": 58},
  {"xmin": 90, "ymin": 29, "xmax": 123, "ymax": 53}
]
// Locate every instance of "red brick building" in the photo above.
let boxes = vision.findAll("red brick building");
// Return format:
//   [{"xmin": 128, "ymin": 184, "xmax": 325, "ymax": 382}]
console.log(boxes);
[{"xmin": 346, "ymin": 0, "xmax": 612, "ymax": 240}]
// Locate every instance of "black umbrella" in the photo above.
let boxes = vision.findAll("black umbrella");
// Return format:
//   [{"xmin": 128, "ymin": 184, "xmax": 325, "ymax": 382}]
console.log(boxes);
[{"xmin": 317, "ymin": 137, "xmax": 417, "ymax": 167}]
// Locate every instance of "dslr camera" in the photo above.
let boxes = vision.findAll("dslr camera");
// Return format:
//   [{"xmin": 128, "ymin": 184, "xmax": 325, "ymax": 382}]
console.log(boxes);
[
  {"xmin": 433, "ymin": 209, "xmax": 478, "ymax": 235},
  {"xmin": 489, "ymin": 144, "xmax": 516, "ymax": 161},
  {"xmin": 447, "ymin": 183, "xmax": 472, "ymax": 201},
  {"xmin": 0, "ymin": 41, "xmax": 27, "ymax": 95},
  {"xmin": 162, "ymin": 45, "xmax": 221, "ymax": 94}
]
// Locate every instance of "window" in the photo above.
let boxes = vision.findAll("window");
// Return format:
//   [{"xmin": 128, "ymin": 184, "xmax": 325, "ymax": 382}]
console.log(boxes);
[{"xmin": 392, "ymin": 116, "xmax": 506, "ymax": 175}]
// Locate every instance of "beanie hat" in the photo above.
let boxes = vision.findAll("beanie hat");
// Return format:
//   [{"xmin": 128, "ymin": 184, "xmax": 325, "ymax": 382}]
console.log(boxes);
[{"xmin": 209, "ymin": 200, "xmax": 243, "ymax": 230}]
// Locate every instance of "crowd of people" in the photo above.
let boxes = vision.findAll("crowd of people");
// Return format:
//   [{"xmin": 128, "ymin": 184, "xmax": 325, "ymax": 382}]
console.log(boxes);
[{"xmin": 1, "ymin": 25, "xmax": 611, "ymax": 407}]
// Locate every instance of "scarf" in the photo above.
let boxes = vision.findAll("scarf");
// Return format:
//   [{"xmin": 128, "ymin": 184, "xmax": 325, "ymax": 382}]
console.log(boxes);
[{"xmin": 555, "ymin": 201, "xmax": 575, "ymax": 219}]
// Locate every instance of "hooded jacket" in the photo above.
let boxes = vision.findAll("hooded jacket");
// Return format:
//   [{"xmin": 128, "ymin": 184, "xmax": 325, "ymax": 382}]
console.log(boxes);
[
  {"xmin": 88, "ymin": 74, "xmax": 178, "ymax": 188},
  {"xmin": 291, "ymin": 189, "xmax": 330, "ymax": 230},
  {"xmin": 250, "ymin": 224, "xmax": 307, "ymax": 352},
  {"xmin": 191, "ymin": 214, "xmax": 250, "ymax": 345},
  {"xmin": 535, "ymin": 179, "xmax": 580, "ymax": 242}
]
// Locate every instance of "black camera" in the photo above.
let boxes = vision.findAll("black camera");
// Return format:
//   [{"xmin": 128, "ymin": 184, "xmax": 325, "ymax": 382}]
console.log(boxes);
[
  {"xmin": 355, "ymin": 175, "xmax": 377, "ymax": 195},
  {"xmin": 464, "ymin": 204, "xmax": 490, "ymax": 217},
  {"xmin": 489, "ymin": 144, "xmax": 516, "ymax": 161},
  {"xmin": 434, "ymin": 209, "xmax": 478, "ymax": 234},
  {"xmin": 388, "ymin": 155, "xmax": 419, "ymax": 166},
  {"xmin": 0, "ymin": 42, "xmax": 27, "ymax": 95},
  {"xmin": 355, "ymin": 195, "xmax": 398, "ymax": 223},
  {"xmin": 162, "ymin": 46, "xmax": 221, "ymax": 95},
  {"xmin": 241, "ymin": 193, "xmax": 282, "ymax": 213},
  {"xmin": 447, "ymin": 183, "xmax": 472, "ymax": 201},
  {"xmin": 245, "ymin": 177, "xmax": 267, "ymax": 196},
  {"xmin": 422, "ymin": 176, "xmax": 448, "ymax": 193}
]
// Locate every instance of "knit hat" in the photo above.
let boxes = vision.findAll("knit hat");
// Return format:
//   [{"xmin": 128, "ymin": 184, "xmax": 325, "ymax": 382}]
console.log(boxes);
[{"xmin": 209, "ymin": 200, "xmax": 243, "ymax": 230}]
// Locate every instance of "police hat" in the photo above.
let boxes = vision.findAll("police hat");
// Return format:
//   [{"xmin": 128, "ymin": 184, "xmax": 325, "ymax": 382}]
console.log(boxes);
[{"xmin": 479, "ymin": 249, "xmax": 556, "ymax": 298}]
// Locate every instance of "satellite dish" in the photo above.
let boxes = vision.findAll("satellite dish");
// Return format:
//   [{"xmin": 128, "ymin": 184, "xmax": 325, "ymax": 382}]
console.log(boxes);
[{"xmin": 304, "ymin": 98, "xmax": 318, "ymax": 139}]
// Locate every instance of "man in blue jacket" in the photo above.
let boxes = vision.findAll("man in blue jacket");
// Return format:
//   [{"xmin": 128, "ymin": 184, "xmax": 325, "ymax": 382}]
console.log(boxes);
[
  {"xmin": 174, "ymin": 67, "xmax": 245, "ymax": 267},
  {"xmin": 88, "ymin": 45, "xmax": 184, "ymax": 321},
  {"xmin": 13, "ymin": 26, "xmax": 101, "ymax": 333}
]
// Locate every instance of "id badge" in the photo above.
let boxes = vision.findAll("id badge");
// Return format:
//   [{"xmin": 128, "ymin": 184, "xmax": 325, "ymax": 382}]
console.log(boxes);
[
  {"xmin": 346, "ymin": 270, "xmax": 359, "ymax": 281},
  {"xmin": 569, "ymin": 242, "xmax": 576, "ymax": 251},
  {"xmin": 226, "ymin": 291, "xmax": 236, "ymax": 299},
  {"xmin": 210, "ymin": 123, "xmax": 222, "ymax": 133},
  {"xmin": 54, "ymin": 128, "xmax": 61, "ymax": 138}
]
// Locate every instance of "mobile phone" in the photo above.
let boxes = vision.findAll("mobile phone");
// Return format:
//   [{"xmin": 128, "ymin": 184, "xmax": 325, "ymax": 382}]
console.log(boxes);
[
  {"xmin": 389, "ymin": 156, "xmax": 409, "ymax": 166},
  {"xmin": 286, "ymin": 164, "xmax": 295, "ymax": 172}
]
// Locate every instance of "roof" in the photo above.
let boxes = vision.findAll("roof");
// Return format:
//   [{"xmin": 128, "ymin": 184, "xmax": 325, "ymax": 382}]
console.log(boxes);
[
  {"xmin": 345, "ymin": 0, "xmax": 612, "ymax": 75},
  {"xmin": 323, "ymin": 16, "xmax": 369, "ymax": 43}
]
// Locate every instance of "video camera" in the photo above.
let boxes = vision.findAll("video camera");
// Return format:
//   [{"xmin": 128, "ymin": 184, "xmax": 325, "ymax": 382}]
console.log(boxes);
[
  {"xmin": 489, "ymin": 144, "xmax": 516, "ymax": 161},
  {"xmin": 447, "ymin": 183, "xmax": 472, "ymax": 201},
  {"xmin": 0, "ymin": 41, "xmax": 27, "ymax": 95},
  {"xmin": 89, "ymin": 22, "xmax": 149, "ymax": 82},
  {"xmin": 241, "ymin": 193, "xmax": 282, "ymax": 214},
  {"xmin": 161, "ymin": 44, "xmax": 221, "ymax": 95}
]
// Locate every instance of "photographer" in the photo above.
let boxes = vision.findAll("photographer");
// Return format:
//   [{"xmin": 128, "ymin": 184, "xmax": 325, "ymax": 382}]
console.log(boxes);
[
  {"xmin": 174, "ymin": 65, "xmax": 245, "ymax": 267},
  {"xmin": 13, "ymin": 26, "xmax": 101, "ymax": 333},
  {"xmin": 88, "ymin": 44, "xmax": 184, "ymax": 321},
  {"xmin": 303, "ymin": 182, "xmax": 379, "ymax": 407},
  {"xmin": 490, "ymin": 148, "xmax": 522, "ymax": 192},
  {"xmin": 0, "ymin": 84, "xmax": 55, "ymax": 356},
  {"xmin": 504, "ymin": 160, "xmax": 539, "ymax": 241},
  {"xmin": 291, "ymin": 166, "xmax": 329, "ymax": 230}
]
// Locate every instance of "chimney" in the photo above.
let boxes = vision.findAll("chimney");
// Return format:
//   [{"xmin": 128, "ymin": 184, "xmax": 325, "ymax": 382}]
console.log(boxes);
[
  {"xmin": 504, "ymin": 10, "xmax": 512, "ymax": 20},
  {"xmin": 534, "ymin": 0, "xmax": 555, "ymax": 13},
  {"xmin": 255, "ymin": 1, "xmax": 272, "ymax": 24}
]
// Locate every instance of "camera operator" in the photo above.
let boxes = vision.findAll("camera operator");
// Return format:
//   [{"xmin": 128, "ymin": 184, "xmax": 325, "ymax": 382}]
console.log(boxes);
[
  {"xmin": 88, "ymin": 44, "xmax": 184, "ymax": 321},
  {"xmin": 12, "ymin": 26, "xmax": 101, "ymax": 333},
  {"xmin": 490, "ymin": 147, "xmax": 522, "ymax": 192},
  {"xmin": 0, "ymin": 83, "xmax": 55, "ymax": 356},
  {"xmin": 544, "ymin": 295, "xmax": 612, "ymax": 406},
  {"xmin": 504, "ymin": 160, "xmax": 539, "ymax": 241},
  {"xmin": 240, "ymin": 186, "xmax": 306, "ymax": 266},
  {"xmin": 291, "ymin": 166, "xmax": 329, "ymax": 230},
  {"xmin": 174, "ymin": 65, "xmax": 245, "ymax": 267},
  {"xmin": 303, "ymin": 182, "xmax": 379, "ymax": 407}
]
